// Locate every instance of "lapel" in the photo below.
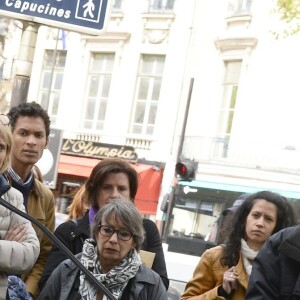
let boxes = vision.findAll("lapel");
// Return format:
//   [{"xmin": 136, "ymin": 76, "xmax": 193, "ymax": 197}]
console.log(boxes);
[
  {"xmin": 233, "ymin": 255, "xmax": 248, "ymax": 289},
  {"xmin": 73, "ymin": 212, "xmax": 90, "ymax": 238}
]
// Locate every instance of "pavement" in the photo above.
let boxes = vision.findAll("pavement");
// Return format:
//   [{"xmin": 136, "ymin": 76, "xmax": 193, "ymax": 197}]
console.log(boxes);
[{"xmin": 164, "ymin": 245, "xmax": 200, "ymax": 296}]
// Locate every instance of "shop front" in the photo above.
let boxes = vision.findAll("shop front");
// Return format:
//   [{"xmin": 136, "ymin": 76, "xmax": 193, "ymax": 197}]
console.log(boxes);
[
  {"xmin": 165, "ymin": 179, "xmax": 300, "ymax": 256},
  {"xmin": 54, "ymin": 139, "xmax": 164, "ymax": 217}
]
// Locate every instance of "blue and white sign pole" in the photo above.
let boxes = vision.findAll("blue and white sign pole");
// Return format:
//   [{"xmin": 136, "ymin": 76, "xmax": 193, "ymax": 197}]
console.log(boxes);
[{"xmin": 0, "ymin": 0, "xmax": 111, "ymax": 107}]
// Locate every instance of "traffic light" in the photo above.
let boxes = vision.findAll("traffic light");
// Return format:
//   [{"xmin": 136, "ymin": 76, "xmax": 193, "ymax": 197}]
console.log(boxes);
[{"xmin": 175, "ymin": 160, "xmax": 198, "ymax": 181}]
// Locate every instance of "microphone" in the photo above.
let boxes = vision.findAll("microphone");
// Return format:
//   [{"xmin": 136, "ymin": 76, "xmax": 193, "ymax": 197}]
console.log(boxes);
[{"xmin": 0, "ymin": 175, "xmax": 116, "ymax": 300}]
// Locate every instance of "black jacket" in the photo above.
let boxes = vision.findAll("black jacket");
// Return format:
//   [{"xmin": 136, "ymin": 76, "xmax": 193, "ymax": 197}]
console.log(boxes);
[
  {"xmin": 38, "ymin": 254, "xmax": 167, "ymax": 300},
  {"xmin": 246, "ymin": 225, "xmax": 300, "ymax": 300},
  {"xmin": 39, "ymin": 213, "xmax": 169, "ymax": 290}
]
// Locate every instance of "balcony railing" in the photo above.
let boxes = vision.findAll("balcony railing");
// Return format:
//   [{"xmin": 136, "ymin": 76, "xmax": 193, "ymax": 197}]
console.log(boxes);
[
  {"xmin": 63, "ymin": 131, "xmax": 300, "ymax": 175},
  {"xmin": 65, "ymin": 131, "xmax": 152, "ymax": 151},
  {"xmin": 181, "ymin": 136, "xmax": 300, "ymax": 175}
]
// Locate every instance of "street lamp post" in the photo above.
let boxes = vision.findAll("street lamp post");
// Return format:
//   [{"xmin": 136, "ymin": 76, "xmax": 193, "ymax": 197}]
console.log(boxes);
[{"xmin": 162, "ymin": 78, "xmax": 194, "ymax": 240}]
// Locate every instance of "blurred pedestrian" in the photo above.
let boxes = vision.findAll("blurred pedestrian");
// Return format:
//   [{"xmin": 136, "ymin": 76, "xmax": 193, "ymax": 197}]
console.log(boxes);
[
  {"xmin": 38, "ymin": 200, "xmax": 168, "ymax": 299},
  {"xmin": 66, "ymin": 185, "xmax": 89, "ymax": 220},
  {"xmin": 207, "ymin": 193, "xmax": 249, "ymax": 244},
  {"xmin": 246, "ymin": 224, "xmax": 300, "ymax": 299},
  {"xmin": 181, "ymin": 191, "xmax": 296, "ymax": 300}
]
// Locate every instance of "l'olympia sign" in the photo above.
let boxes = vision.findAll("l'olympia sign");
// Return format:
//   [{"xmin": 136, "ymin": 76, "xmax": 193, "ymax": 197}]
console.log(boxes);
[{"xmin": 0, "ymin": 0, "xmax": 110, "ymax": 35}]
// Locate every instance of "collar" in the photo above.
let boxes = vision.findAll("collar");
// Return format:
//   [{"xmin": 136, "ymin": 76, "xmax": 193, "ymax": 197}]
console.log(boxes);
[
  {"xmin": 71, "ymin": 213, "xmax": 91, "ymax": 239},
  {"xmin": 5, "ymin": 170, "xmax": 43, "ymax": 198},
  {"xmin": 233, "ymin": 255, "xmax": 249, "ymax": 288},
  {"xmin": 279, "ymin": 225, "xmax": 300, "ymax": 262},
  {"xmin": 7, "ymin": 166, "xmax": 34, "ymax": 186},
  {"xmin": 134, "ymin": 265, "xmax": 158, "ymax": 285},
  {"xmin": 32, "ymin": 177, "xmax": 46, "ymax": 198}
]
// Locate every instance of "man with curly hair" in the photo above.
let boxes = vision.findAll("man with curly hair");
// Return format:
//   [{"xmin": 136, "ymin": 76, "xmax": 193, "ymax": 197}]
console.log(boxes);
[{"xmin": 6, "ymin": 102, "xmax": 55, "ymax": 299}]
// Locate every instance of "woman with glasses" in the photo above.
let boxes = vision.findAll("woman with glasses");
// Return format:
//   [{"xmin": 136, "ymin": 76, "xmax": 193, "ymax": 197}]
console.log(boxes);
[
  {"xmin": 181, "ymin": 191, "xmax": 296, "ymax": 300},
  {"xmin": 0, "ymin": 114, "xmax": 40, "ymax": 299},
  {"xmin": 38, "ymin": 200, "xmax": 168, "ymax": 299},
  {"xmin": 40, "ymin": 158, "xmax": 169, "ymax": 292}
]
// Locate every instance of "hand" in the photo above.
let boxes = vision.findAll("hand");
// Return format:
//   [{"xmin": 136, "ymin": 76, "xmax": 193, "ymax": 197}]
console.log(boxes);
[
  {"xmin": 222, "ymin": 266, "xmax": 237, "ymax": 294},
  {"xmin": 4, "ymin": 224, "xmax": 27, "ymax": 242}
]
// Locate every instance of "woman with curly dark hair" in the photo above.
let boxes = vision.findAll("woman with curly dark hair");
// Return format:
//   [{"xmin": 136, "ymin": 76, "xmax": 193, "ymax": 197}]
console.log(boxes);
[{"xmin": 181, "ymin": 190, "xmax": 296, "ymax": 300}]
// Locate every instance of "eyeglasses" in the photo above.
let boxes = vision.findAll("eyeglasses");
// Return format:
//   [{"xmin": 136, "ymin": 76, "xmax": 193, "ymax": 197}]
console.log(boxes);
[
  {"xmin": 0, "ymin": 114, "xmax": 10, "ymax": 126},
  {"xmin": 98, "ymin": 225, "xmax": 133, "ymax": 241}
]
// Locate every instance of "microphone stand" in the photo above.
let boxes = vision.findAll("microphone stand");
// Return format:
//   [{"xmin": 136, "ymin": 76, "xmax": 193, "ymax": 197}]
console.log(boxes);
[{"xmin": 0, "ymin": 196, "xmax": 117, "ymax": 300}]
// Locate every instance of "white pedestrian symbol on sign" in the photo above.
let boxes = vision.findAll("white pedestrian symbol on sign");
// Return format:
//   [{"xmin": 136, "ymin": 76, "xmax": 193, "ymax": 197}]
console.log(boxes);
[
  {"xmin": 83, "ymin": 0, "xmax": 95, "ymax": 18},
  {"xmin": 76, "ymin": 0, "xmax": 103, "ymax": 24}
]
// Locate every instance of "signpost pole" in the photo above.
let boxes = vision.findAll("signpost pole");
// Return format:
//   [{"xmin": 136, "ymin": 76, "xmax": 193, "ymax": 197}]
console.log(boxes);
[{"xmin": 10, "ymin": 21, "xmax": 39, "ymax": 108}]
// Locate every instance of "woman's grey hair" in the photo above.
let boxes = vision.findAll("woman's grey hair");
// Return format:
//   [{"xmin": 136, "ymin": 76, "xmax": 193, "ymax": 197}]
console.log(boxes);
[{"xmin": 91, "ymin": 199, "xmax": 145, "ymax": 251}]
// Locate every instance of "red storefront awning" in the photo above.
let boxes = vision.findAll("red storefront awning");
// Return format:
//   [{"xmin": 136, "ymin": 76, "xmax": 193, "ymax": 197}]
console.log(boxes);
[{"xmin": 58, "ymin": 154, "xmax": 163, "ymax": 215}]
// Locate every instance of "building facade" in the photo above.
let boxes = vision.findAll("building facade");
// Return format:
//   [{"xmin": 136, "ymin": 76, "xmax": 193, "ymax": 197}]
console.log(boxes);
[{"xmin": 1, "ymin": 0, "xmax": 300, "ymax": 250}]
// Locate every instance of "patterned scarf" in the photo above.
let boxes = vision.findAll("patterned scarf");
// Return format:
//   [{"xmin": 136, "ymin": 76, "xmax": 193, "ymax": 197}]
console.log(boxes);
[
  {"xmin": 241, "ymin": 238, "xmax": 259, "ymax": 278},
  {"xmin": 7, "ymin": 167, "xmax": 34, "ymax": 210},
  {"xmin": 79, "ymin": 238, "xmax": 141, "ymax": 300}
]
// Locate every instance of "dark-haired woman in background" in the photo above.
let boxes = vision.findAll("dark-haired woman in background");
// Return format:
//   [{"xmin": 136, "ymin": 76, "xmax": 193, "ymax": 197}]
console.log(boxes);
[{"xmin": 181, "ymin": 191, "xmax": 296, "ymax": 300}]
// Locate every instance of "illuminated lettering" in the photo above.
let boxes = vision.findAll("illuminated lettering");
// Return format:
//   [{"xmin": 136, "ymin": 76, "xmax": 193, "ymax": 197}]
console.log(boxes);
[
  {"xmin": 61, "ymin": 139, "xmax": 138, "ymax": 162},
  {"xmin": 121, "ymin": 150, "xmax": 135, "ymax": 159}
]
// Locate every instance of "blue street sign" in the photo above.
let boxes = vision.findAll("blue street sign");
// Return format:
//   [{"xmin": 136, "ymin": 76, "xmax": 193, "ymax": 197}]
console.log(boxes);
[{"xmin": 0, "ymin": 0, "xmax": 110, "ymax": 35}]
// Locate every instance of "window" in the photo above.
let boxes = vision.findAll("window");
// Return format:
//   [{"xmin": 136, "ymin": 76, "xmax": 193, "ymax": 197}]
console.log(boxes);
[
  {"xmin": 130, "ymin": 55, "xmax": 165, "ymax": 135},
  {"xmin": 82, "ymin": 53, "xmax": 115, "ymax": 130},
  {"xmin": 227, "ymin": 0, "xmax": 252, "ymax": 16},
  {"xmin": 217, "ymin": 61, "xmax": 242, "ymax": 146},
  {"xmin": 166, "ymin": 189, "xmax": 224, "ymax": 256},
  {"xmin": 149, "ymin": 0, "xmax": 175, "ymax": 12},
  {"xmin": 38, "ymin": 50, "xmax": 66, "ymax": 125},
  {"xmin": 112, "ymin": 0, "xmax": 122, "ymax": 10}
]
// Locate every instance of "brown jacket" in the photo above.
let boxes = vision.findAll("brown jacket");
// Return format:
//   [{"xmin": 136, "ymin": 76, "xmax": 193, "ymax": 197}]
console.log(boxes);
[{"xmin": 181, "ymin": 245, "xmax": 248, "ymax": 300}]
